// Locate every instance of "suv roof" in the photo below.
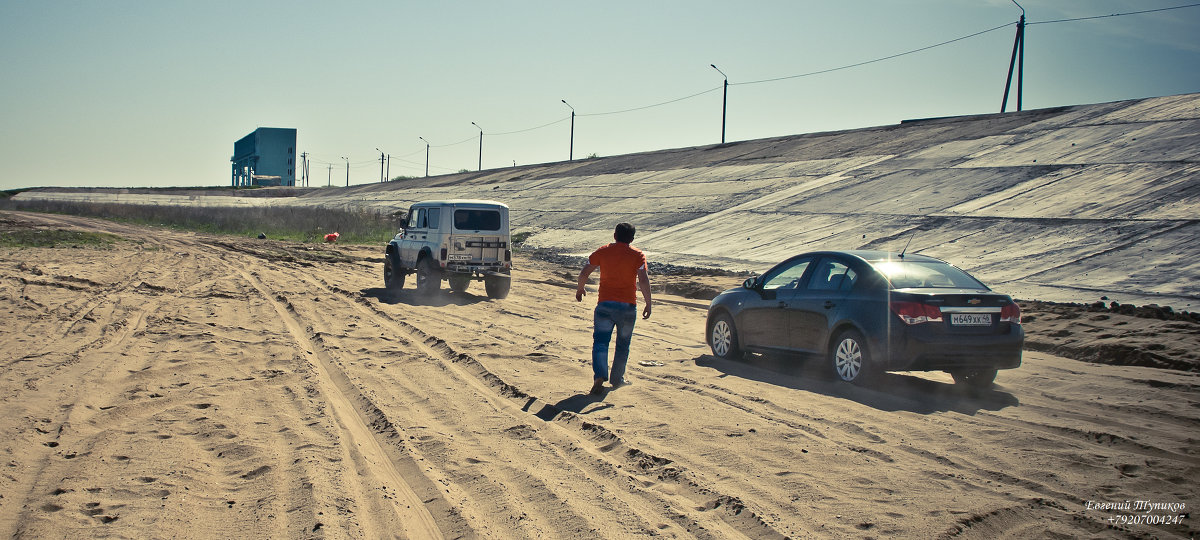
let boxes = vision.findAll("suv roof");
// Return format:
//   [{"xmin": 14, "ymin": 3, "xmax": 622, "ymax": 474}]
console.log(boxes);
[{"xmin": 411, "ymin": 199, "xmax": 508, "ymax": 209}]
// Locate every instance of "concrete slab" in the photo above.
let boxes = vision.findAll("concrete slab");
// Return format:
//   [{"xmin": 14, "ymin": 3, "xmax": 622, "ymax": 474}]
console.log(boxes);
[{"xmin": 15, "ymin": 92, "xmax": 1200, "ymax": 309}]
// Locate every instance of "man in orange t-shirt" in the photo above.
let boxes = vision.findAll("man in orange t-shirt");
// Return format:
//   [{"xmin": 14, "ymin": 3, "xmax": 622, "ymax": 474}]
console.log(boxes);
[{"xmin": 575, "ymin": 223, "xmax": 653, "ymax": 394}]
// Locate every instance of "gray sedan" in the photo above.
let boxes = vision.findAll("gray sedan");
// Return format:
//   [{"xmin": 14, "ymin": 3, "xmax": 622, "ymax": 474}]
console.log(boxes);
[{"xmin": 706, "ymin": 250, "xmax": 1023, "ymax": 388}]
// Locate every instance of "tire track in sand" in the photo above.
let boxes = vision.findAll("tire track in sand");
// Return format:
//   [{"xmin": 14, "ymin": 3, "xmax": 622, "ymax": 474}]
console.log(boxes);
[
  {"xmin": 310, "ymin": 278, "xmax": 789, "ymax": 539},
  {"xmin": 216, "ymin": 258, "xmax": 445, "ymax": 540}
]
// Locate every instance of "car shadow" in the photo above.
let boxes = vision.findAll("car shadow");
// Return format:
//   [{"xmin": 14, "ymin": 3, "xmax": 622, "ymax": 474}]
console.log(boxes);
[
  {"xmin": 360, "ymin": 287, "xmax": 491, "ymax": 307},
  {"xmin": 694, "ymin": 353, "xmax": 1019, "ymax": 415}
]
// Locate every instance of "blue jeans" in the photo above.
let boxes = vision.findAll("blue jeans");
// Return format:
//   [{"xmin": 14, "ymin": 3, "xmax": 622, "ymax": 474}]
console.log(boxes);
[{"xmin": 592, "ymin": 301, "xmax": 637, "ymax": 383}]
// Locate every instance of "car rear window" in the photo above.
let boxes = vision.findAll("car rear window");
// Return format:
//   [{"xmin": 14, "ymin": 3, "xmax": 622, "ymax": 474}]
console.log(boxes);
[
  {"xmin": 870, "ymin": 260, "xmax": 987, "ymax": 289},
  {"xmin": 454, "ymin": 209, "xmax": 501, "ymax": 231}
]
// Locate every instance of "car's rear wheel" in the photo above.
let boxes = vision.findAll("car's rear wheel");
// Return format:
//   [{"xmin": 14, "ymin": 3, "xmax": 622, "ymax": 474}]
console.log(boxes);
[
  {"xmin": 831, "ymin": 329, "xmax": 872, "ymax": 384},
  {"xmin": 415, "ymin": 257, "xmax": 440, "ymax": 295},
  {"xmin": 384, "ymin": 255, "xmax": 405, "ymax": 290},
  {"xmin": 448, "ymin": 274, "xmax": 470, "ymax": 293},
  {"xmin": 951, "ymin": 368, "xmax": 998, "ymax": 389},
  {"xmin": 709, "ymin": 312, "xmax": 742, "ymax": 360},
  {"xmin": 484, "ymin": 270, "xmax": 511, "ymax": 299}
]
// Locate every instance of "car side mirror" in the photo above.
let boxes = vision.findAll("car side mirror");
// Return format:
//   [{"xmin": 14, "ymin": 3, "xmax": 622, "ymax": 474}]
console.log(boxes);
[{"xmin": 743, "ymin": 276, "xmax": 758, "ymax": 289}]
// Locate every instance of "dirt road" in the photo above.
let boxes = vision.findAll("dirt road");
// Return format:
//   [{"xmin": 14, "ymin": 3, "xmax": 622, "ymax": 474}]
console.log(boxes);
[{"xmin": 2, "ymin": 212, "xmax": 1196, "ymax": 538}]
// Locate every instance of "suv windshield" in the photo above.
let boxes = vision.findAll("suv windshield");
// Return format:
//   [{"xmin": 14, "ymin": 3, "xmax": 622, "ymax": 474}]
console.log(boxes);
[
  {"xmin": 454, "ymin": 209, "xmax": 501, "ymax": 231},
  {"xmin": 870, "ymin": 260, "xmax": 987, "ymax": 290}
]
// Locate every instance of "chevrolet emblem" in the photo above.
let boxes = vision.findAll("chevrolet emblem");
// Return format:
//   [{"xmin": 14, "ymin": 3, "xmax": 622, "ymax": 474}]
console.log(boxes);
[{"xmin": 967, "ymin": 298, "xmax": 982, "ymax": 305}]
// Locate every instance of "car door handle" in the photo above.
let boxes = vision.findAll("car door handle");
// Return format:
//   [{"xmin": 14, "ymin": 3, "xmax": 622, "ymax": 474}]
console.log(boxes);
[
  {"xmin": 778, "ymin": 301, "xmax": 788, "ymax": 309},
  {"xmin": 823, "ymin": 301, "xmax": 836, "ymax": 309}
]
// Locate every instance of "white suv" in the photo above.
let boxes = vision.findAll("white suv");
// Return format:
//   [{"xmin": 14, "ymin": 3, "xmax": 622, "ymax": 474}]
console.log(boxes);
[{"xmin": 384, "ymin": 200, "xmax": 512, "ymax": 299}]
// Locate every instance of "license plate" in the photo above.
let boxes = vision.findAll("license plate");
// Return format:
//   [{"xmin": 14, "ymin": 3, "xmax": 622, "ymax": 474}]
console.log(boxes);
[
  {"xmin": 950, "ymin": 313, "xmax": 992, "ymax": 326},
  {"xmin": 448, "ymin": 254, "xmax": 471, "ymax": 261}
]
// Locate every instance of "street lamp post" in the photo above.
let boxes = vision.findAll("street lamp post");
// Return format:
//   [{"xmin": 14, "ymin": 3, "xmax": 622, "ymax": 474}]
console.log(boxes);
[
  {"xmin": 419, "ymin": 137, "xmax": 430, "ymax": 177},
  {"xmin": 341, "ymin": 156, "xmax": 349, "ymax": 187},
  {"xmin": 375, "ymin": 147, "xmax": 386, "ymax": 183},
  {"xmin": 711, "ymin": 64, "xmax": 728, "ymax": 144},
  {"xmin": 561, "ymin": 99, "xmax": 575, "ymax": 161},
  {"xmin": 471, "ymin": 122, "xmax": 483, "ymax": 171}
]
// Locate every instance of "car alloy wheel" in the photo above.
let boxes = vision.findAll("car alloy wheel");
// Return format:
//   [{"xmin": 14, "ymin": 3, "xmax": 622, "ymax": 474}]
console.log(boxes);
[
  {"xmin": 832, "ymin": 330, "xmax": 869, "ymax": 383},
  {"xmin": 709, "ymin": 313, "xmax": 741, "ymax": 360}
]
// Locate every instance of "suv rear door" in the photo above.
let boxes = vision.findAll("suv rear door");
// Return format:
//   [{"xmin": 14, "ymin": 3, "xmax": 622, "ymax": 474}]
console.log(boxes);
[{"xmin": 450, "ymin": 207, "xmax": 505, "ymax": 264}]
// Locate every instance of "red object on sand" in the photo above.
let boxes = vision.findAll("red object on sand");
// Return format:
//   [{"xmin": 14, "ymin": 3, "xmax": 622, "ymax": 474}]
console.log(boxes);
[{"xmin": 324, "ymin": 232, "xmax": 340, "ymax": 243}]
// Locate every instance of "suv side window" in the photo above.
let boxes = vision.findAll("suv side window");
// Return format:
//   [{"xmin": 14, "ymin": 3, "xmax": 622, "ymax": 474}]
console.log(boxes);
[
  {"xmin": 411, "ymin": 208, "xmax": 426, "ymax": 229},
  {"xmin": 426, "ymin": 208, "xmax": 441, "ymax": 230}
]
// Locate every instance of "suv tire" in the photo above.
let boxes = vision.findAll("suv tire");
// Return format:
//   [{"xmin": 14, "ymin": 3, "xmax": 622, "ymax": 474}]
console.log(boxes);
[
  {"xmin": 384, "ymin": 254, "xmax": 405, "ymax": 290},
  {"xmin": 415, "ymin": 257, "xmax": 440, "ymax": 295},
  {"xmin": 484, "ymin": 270, "xmax": 511, "ymax": 299},
  {"xmin": 448, "ymin": 274, "xmax": 471, "ymax": 293}
]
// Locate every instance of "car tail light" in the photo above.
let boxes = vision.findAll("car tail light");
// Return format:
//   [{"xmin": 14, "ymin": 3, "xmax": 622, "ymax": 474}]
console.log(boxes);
[
  {"xmin": 440, "ymin": 248, "xmax": 447, "ymax": 261},
  {"xmin": 1000, "ymin": 303, "xmax": 1022, "ymax": 324},
  {"xmin": 891, "ymin": 301, "xmax": 943, "ymax": 325}
]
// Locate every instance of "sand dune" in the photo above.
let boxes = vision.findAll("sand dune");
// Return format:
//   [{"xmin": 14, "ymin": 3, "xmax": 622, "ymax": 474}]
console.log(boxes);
[{"xmin": 1, "ymin": 211, "xmax": 1196, "ymax": 538}]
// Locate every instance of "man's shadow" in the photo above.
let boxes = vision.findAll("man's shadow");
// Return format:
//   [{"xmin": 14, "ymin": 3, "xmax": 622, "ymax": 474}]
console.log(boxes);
[{"xmin": 529, "ymin": 391, "xmax": 614, "ymax": 421}]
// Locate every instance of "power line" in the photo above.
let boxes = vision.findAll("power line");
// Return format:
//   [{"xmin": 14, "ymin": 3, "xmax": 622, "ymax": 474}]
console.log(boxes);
[
  {"xmin": 734, "ymin": 21, "xmax": 1014, "ymax": 87},
  {"xmin": 579, "ymin": 87, "xmax": 723, "ymax": 117},
  {"xmin": 488, "ymin": 116, "xmax": 570, "ymax": 136},
  {"xmin": 1028, "ymin": 2, "xmax": 1200, "ymax": 25},
  {"xmin": 313, "ymin": 4, "xmax": 1199, "ymax": 175}
]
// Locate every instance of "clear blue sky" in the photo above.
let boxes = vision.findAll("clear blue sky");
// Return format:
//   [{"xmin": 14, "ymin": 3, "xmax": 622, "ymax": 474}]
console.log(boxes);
[{"xmin": 2, "ymin": 1, "xmax": 1197, "ymax": 189}]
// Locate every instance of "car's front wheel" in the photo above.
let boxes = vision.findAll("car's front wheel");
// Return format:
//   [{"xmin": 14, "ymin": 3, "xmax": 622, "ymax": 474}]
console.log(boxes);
[
  {"xmin": 415, "ymin": 257, "xmax": 440, "ymax": 295},
  {"xmin": 709, "ymin": 312, "xmax": 742, "ymax": 360},
  {"xmin": 384, "ymin": 254, "xmax": 405, "ymax": 290},
  {"xmin": 831, "ymin": 329, "xmax": 872, "ymax": 384},
  {"xmin": 951, "ymin": 368, "xmax": 998, "ymax": 389}
]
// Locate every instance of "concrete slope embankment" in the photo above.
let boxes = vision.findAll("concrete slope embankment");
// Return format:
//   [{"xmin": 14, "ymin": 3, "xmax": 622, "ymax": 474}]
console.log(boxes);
[{"xmin": 18, "ymin": 93, "xmax": 1200, "ymax": 308}]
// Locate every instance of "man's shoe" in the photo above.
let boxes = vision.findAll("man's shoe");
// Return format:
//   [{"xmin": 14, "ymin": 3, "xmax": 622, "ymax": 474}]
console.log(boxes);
[{"xmin": 589, "ymin": 378, "xmax": 605, "ymax": 395}]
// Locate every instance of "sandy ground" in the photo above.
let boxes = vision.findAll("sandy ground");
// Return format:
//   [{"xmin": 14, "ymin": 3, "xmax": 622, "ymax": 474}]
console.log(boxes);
[{"xmin": 1, "ymin": 211, "xmax": 1197, "ymax": 539}]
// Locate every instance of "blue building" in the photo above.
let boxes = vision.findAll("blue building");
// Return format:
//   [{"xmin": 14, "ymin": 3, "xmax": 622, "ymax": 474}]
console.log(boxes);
[{"xmin": 231, "ymin": 127, "xmax": 297, "ymax": 186}]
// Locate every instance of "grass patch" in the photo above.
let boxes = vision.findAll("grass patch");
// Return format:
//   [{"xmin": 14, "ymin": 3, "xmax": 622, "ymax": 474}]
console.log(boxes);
[
  {"xmin": 510, "ymin": 231, "xmax": 534, "ymax": 248},
  {"xmin": 0, "ymin": 228, "xmax": 122, "ymax": 248},
  {"xmin": 1, "ymin": 199, "xmax": 402, "ymax": 244}
]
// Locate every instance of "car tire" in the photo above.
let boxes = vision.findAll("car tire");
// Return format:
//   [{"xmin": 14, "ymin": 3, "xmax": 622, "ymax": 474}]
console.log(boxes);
[
  {"xmin": 830, "ymin": 329, "xmax": 872, "ymax": 384},
  {"xmin": 415, "ymin": 257, "xmax": 440, "ymax": 295},
  {"xmin": 484, "ymin": 270, "xmax": 511, "ymax": 299},
  {"xmin": 709, "ymin": 312, "xmax": 742, "ymax": 360},
  {"xmin": 951, "ymin": 368, "xmax": 998, "ymax": 389},
  {"xmin": 384, "ymin": 254, "xmax": 405, "ymax": 290},
  {"xmin": 448, "ymin": 274, "xmax": 470, "ymax": 293}
]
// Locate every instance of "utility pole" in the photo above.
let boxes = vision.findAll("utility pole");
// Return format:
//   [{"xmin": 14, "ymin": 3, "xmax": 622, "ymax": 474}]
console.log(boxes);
[
  {"xmin": 419, "ymin": 137, "xmax": 430, "ymax": 177},
  {"xmin": 711, "ymin": 64, "xmax": 728, "ymax": 144},
  {"xmin": 1001, "ymin": 0, "xmax": 1026, "ymax": 113},
  {"xmin": 327, "ymin": 164, "xmax": 332, "ymax": 187},
  {"xmin": 300, "ymin": 152, "xmax": 309, "ymax": 186},
  {"xmin": 342, "ymin": 156, "xmax": 349, "ymax": 187},
  {"xmin": 386, "ymin": 154, "xmax": 390, "ymax": 182},
  {"xmin": 472, "ymin": 122, "xmax": 483, "ymax": 171}
]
